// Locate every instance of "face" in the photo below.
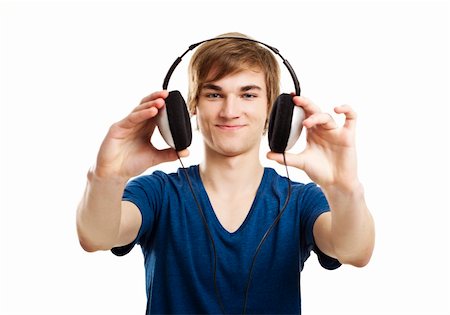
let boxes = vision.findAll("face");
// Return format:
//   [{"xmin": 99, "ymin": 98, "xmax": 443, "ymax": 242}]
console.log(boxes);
[{"xmin": 195, "ymin": 68, "xmax": 268, "ymax": 158}]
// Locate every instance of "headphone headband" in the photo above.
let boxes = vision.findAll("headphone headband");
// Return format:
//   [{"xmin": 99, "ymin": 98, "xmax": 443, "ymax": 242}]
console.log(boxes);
[{"xmin": 162, "ymin": 36, "xmax": 301, "ymax": 96}]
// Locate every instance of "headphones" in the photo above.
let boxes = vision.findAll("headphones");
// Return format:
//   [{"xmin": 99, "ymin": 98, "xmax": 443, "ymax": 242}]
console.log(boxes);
[{"xmin": 156, "ymin": 36, "xmax": 305, "ymax": 153}]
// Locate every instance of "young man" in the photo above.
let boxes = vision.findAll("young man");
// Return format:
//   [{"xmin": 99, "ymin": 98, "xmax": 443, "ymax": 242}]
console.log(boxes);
[{"xmin": 76, "ymin": 33, "xmax": 375, "ymax": 314}]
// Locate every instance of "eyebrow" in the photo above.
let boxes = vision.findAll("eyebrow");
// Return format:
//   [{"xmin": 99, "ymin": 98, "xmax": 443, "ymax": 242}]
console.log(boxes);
[{"xmin": 201, "ymin": 83, "xmax": 262, "ymax": 92}]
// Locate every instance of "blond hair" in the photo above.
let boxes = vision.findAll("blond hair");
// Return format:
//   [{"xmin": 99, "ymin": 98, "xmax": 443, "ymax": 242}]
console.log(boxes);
[{"xmin": 187, "ymin": 32, "xmax": 280, "ymax": 127}]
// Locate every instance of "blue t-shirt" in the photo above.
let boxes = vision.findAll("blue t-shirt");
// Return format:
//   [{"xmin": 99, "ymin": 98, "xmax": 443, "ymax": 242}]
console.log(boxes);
[{"xmin": 112, "ymin": 165, "xmax": 340, "ymax": 314}]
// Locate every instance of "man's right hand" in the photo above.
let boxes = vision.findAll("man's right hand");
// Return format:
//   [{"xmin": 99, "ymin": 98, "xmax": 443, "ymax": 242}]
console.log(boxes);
[
  {"xmin": 77, "ymin": 91, "xmax": 189, "ymax": 252},
  {"xmin": 94, "ymin": 90, "xmax": 189, "ymax": 180}
]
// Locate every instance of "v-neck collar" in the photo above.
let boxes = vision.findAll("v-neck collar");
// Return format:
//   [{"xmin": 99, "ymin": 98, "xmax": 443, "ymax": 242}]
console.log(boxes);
[{"xmin": 191, "ymin": 165, "xmax": 270, "ymax": 236}]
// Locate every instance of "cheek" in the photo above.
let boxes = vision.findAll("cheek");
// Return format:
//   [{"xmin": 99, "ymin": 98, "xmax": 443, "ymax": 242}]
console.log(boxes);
[
  {"xmin": 250, "ymin": 106, "xmax": 268, "ymax": 126},
  {"xmin": 195, "ymin": 111, "xmax": 210, "ymax": 132}
]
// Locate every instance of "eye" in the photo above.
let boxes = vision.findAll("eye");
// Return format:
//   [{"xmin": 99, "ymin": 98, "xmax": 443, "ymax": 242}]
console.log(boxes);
[
  {"xmin": 242, "ymin": 93, "xmax": 257, "ymax": 99},
  {"xmin": 205, "ymin": 93, "xmax": 222, "ymax": 99}
]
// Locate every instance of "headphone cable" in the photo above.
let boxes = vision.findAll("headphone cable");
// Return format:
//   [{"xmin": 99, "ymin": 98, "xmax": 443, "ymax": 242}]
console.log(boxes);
[
  {"xmin": 177, "ymin": 153, "xmax": 291, "ymax": 315},
  {"xmin": 242, "ymin": 153, "xmax": 291, "ymax": 315},
  {"xmin": 177, "ymin": 153, "xmax": 227, "ymax": 315}
]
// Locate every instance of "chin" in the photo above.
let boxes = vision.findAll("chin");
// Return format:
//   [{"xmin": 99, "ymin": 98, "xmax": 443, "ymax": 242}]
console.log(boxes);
[
  {"xmin": 216, "ymin": 147, "xmax": 243, "ymax": 157},
  {"xmin": 205, "ymin": 136, "xmax": 261, "ymax": 158},
  {"xmin": 217, "ymin": 144, "xmax": 257, "ymax": 158}
]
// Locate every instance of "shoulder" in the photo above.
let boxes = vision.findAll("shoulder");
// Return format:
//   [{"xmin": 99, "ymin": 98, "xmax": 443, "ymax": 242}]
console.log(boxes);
[
  {"xmin": 264, "ymin": 167, "xmax": 310, "ymax": 193},
  {"xmin": 122, "ymin": 165, "xmax": 200, "ymax": 216},
  {"xmin": 127, "ymin": 165, "xmax": 200, "ymax": 188},
  {"xmin": 300, "ymin": 182, "xmax": 327, "ymax": 201},
  {"xmin": 264, "ymin": 168, "xmax": 328, "ymax": 208}
]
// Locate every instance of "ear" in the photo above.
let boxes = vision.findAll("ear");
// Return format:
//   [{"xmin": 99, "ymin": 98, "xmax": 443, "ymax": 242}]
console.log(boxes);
[
  {"xmin": 263, "ymin": 118, "xmax": 269, "ymax": 135},
  {"xmin": 195, "ymin": 115, "xmax": 199, "ymax": 131}
]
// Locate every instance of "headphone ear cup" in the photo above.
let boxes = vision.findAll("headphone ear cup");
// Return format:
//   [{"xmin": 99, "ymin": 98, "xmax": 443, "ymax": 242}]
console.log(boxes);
[
  {"xmin": 156, "ymin": 90, "xmax": 192, "ymax": 151},
  {"xmin": 268, "ymin": 93, "xmax": 305, "ymax": 153}
]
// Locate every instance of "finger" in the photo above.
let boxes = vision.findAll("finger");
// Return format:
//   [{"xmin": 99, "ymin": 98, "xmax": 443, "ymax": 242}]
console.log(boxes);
[
  {"xmin": 303, "ymin": 112, "xmax": 337, "ymax": 130},
  {"xmin": 335, "ymin": 105, "xmax": 357, "ymax": 129},
  {"xmin": 134, "ymin": 97, "xmax": 166, "ymax": 112},
  {"xmin": 266, "ymin": 151, "xmax": 305, "ymax": 170},
  {"xmin": 292, "ymin": 96, "xmax": 322, "ymax": 116},
  {"xmin": 140, "ymin": 90, "xmax": 169, "ymax": 104},
  {"xmin": 119, "ymin": 107, "xmax": 159, "ymax": 130}
]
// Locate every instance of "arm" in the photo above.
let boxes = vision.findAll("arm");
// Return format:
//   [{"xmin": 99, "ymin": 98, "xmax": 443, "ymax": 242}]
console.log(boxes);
[
  {"xmin": 313, "ymin": 185, "xmax": 374, "ymax": 267},
  {"xmin": 76, "ymin": 174, "xmax": 141, "ymax": 252},
  {"xmin": 76, "ymin": 90, "xmax": 188, "ymax": 252},
  {"xmin": 267, "ymin": 96, "xmax": 375, "ymax": 267}
]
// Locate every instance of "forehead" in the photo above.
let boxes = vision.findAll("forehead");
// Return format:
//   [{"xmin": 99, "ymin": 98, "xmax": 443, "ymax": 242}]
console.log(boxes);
[
  {"xmin": 202, "ymin": 68, "xmax": 266, "ymax": 90},
  {"xmin": 204, "ymin": 61, "xmax": 264, "ymax": 80}
]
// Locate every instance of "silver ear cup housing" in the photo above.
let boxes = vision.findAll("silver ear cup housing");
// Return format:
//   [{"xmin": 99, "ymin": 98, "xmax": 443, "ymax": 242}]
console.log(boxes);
[
  {"xmin": 156, "ymin": 105, "xmax": 176, "ymax": 149},
  {"xmin": 285, "ymin": 105, "xmax": 305, "ymax": 151}
]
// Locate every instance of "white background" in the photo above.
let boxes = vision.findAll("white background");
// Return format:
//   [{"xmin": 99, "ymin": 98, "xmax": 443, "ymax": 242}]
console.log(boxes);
[{"xmin": 1, "ymin": 1, "xmax": 449, "ymax": 314}]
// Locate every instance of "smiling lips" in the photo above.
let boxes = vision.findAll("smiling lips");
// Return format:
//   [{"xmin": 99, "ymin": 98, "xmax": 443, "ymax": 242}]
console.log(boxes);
[{"xmin": 216, "ymin": 124, "xmax": 245, "ymax": 130}]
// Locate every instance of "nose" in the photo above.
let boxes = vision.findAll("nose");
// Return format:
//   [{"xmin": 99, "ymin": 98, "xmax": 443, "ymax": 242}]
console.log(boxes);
[{"xmin": 219, "ymin": 95, "xmax": 241, "ymax": 119}]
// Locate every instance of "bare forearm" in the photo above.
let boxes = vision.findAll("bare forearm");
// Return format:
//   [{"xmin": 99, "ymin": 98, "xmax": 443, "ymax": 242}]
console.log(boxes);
[
  {"xmin": 76, "ymin": 168, "xmax": 128, "ymax": 252},
  {"xmin": 323, "ymin": 183, "xmax": 375, "ymax": 266}
]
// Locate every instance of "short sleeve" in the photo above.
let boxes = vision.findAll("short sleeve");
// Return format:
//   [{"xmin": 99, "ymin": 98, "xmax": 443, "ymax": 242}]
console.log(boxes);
[
  {"xmin": 299, "ymin": 183, "xmax": 341, "ymax": 270},
  {"xmin": 111, "ymin": 172, "xmax": 165, "ymax": 256}
]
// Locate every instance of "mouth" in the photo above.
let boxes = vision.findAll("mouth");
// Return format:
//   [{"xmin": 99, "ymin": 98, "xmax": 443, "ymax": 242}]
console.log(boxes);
[{"xmin": 216, "ymin": 124, "xmax": 245, "ymax": 130}]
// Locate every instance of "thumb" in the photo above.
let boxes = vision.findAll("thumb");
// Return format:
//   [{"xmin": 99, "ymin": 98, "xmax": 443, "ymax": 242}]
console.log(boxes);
[
  {"xmin": 177, "ymin": 149, "xmax": 190, "ymax": 158},
  {"xmin": 266, "ymin": 151, "xmax": 306, "ymax": 170},
  {"xmin": 153, "ymin": 148, "xmax": 190, "ymax": 165}
]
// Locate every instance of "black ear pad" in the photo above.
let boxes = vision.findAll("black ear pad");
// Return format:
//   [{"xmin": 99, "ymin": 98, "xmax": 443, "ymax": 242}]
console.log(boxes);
[
  {"xmin": 268, "ymin": 93, "xmax": 305, "ymax": 153},
  {"xmin": 156, "ymin": 90, "xmax": 192, "ymax": 151}
]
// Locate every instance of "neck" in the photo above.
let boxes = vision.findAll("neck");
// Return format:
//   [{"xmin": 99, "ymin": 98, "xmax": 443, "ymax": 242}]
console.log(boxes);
[{"xmin": 199, "ymin": 147, "xmax": 264, "ymax": 196}]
